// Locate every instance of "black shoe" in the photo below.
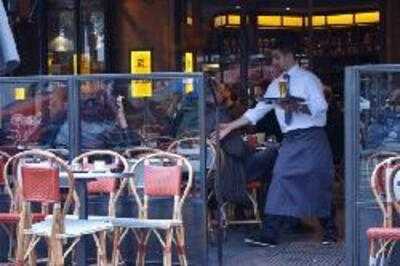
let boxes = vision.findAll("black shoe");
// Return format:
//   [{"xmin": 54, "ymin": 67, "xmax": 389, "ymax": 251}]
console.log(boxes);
[
  {"xmin": 321, "ymin": 231, "xmax": 337, "ymax": 245},
  {"xmin": 244, "ymin": 235, "xmax": 277, "ymax": 247}
]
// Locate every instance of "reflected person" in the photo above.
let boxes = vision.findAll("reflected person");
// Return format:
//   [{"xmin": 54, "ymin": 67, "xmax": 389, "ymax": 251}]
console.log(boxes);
[{"xmin": 54, "ymin": 93, "xmax": 141, "ymax": 150}]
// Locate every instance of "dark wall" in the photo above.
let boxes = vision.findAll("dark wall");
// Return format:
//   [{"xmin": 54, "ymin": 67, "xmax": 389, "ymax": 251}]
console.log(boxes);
[
  {"xmin": 109, "ymin": 0, "xmax": 176, "ymax": 72},
  {"xmin": 384, "ymin": 0, "xmax": 400, "ymax": 63}
]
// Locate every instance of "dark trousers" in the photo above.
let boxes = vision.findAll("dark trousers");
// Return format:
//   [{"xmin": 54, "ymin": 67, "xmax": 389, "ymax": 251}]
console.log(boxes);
[{"xmin": 263, "ymin": 208, "xmax": 337, "ymax": 239}]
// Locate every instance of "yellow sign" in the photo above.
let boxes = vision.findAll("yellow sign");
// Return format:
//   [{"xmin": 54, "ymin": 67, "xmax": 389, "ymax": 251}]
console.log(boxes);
[
  {"xmin": 227, "ymin": 15, "xmax": 240, "ymax": 26},
  {"xmin": 131, "ymin": 51, "xmax": 152, "ymax": 97},
  {"xmin": 312, "ymin": 16, "xmax": 326, "ymax": 27},
  {"xmin": 283, "ymin": 16, "xmax": 303, "ymax": 27},
  {"xmin": 327, "ymin": 14, "xmax": 354, "ymax": 25},
  {"xmin": 184, "ymin": 52, "xmax": 193, "ymax": 73},
  {"xmin": 184, "ymin": 52, "xmax": 194, "ymax": 93},
  {"xmin": 15, "ymin": 87, "xmax": 26, "ymax": 100},
  {"xmin": 257, "ymin": 15, "xmax": 281, "ymax": 27},
  {"xmin": 355, "ymin": 11, "xmax": 380, "ymax": 24}
]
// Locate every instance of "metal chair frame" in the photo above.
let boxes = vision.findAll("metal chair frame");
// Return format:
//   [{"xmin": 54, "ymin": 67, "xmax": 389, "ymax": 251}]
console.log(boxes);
[
  {"xmin": 113, "ymin": 152, "xmax": 193, "ymax": 266},
  {"xmin": 367, "ymin": 155, "xmax": 400, "ymax": 266},
  {"xmin": 8, "ymin": 149, "xmax": 111, "ymax": 266}
]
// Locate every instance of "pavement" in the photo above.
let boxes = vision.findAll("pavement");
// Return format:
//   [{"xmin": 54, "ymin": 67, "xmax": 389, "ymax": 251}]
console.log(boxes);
[{"xmin": 208, "ymin": 227, "xmax": 345, "ymax": 266}]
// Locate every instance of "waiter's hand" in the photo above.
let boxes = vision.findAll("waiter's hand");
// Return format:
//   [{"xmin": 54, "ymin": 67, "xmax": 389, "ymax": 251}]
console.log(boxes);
[{"xmin": 210, "ymin": 123, "xmax": 232, "ymax": 142}]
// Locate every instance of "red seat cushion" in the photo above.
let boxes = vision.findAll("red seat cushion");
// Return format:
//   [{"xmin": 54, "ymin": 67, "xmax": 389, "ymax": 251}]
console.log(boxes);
[
  {"xmin": 0, "ymin": 212, "xmax": 46, "ymax": 224},
  {"xmin": 21, "ymin": 166, "xmax": 60, "ymax": 203},
  {"xmin": 87, "ymin": 179, "xmax": 116, "ymax": 194},
  {"xmin": 247, "ymin": 181, "xmax": 262, "ymax": 189},
  {"xmin": 144, "ymin": 165, "xmax": 182, "ymax": 197},
  {"xmin": 367, "ymin": 227, "xmax": 400, "ymax": 240}
]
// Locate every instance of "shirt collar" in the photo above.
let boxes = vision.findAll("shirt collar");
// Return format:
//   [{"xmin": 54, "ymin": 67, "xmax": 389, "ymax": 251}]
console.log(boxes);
[{"xmin": 286, "ymin": 64, "xmax": 300, "ymax": 76}]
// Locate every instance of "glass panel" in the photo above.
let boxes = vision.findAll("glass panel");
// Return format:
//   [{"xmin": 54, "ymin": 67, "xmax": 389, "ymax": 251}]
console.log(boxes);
[
  {"xmin": 0, "ymin": 73, "xmax": 207, "ymax": 265},
  {"xmin": 75, "ymin": 78, "xmax": 202, "ymax": 150},
  {"xmin": 346, "ymin": 66, "xmax": 400, "ymax": 266},
  {"xmin": 73, "ymin": 75, "xmax": 206, "ymax": 265},
  {"xmin": 0, "ymin": 79, "xmax": 69, "ymax": 157}
]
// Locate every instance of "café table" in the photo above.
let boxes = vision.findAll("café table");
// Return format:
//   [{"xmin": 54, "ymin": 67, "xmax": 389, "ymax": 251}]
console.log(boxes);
[{"xmin": 59, "ymin": 170, "xmax": 133, "ymax": 266}]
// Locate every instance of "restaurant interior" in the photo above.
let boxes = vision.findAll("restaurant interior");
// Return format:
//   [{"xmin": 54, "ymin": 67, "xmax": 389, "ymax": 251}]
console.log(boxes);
[{"xmin": 1, "ymin": 0, "xmax": 400, "ymax": 265}]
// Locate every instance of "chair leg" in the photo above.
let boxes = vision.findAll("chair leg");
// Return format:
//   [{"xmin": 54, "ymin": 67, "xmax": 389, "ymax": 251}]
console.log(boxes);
[
  {"xmin": 136, "ymin": 229, "xmax": 150, "ymax": 266},
  {"xmin": 16, "ymin": 203, "xmax": 31, "ymax": 265},
  {"xmin": 369, "ymin": 240, "xmax": 377, "ymax": 266},
  {"xmin": 373, "ymin": 240, "xmax": 391, "ymax": 266},
  {"xmin": 98, "ymin": 232, "xmax": 108, "ymax": 266},
  {"xmin": 49, "ymin": 204, "xmax": 64, "ymax": 266},
  {"xmin": 386, "ymin": 240, "xmax": 398, "ymax": 265},
  {"xmin": 111, "ymin": 228, "xmax": 121, "ymax": 266},
  {"xmin": 28, "ymin": 248, "xmax": 37, "ymax": 266},
  {"xmin": 163, "ymin": 229, "xmax": 173, "ymax": 266},
  {"xmin": 249, "ymin": 189, "xmax": 262, "ymax": 227},
  {"xmin": 220, "ymin": 203, "xmax": 228, "ymax": 228},
  {"xmin": 175, "ymin": 226, "xmax": 188, "ymax": 266},
  {"xmin": 49, "ymin": 238, "xmax": 64, "ymax": 266}
]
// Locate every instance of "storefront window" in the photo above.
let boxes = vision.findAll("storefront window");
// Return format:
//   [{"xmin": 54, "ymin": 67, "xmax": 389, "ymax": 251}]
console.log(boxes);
[
  {"xmin": 47, "ymin": 2, "xmax": 76, "ymax": 74},
  {"xmin": 81, "ymin": 0, "xmax": 105, "ymax": 73},
  {"xmin": 47, "ymin": 0, "xmax": 106, "ymax": 75}
]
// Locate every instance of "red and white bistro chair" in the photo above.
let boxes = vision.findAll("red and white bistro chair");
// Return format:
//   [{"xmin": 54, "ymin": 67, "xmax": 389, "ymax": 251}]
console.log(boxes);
[
  {"xmin": 71, "ymin": 150, "xmax": 131, "ymax": 265},
  {"xmin": 9, "ymin": 149, "xmax": 112, "ymax": 265},
  {"xmin": 0, "ymin": 150, "xmax": 11, "ymax": 189},
  {"xmin": 111, "ymin": 152, "xmax": 193, "ymax": 266},
  {"xmin": 71, "ymin": 150, "xmax": 130, "ymax": 217},
  {"xmin": 167, "ymin": 137, "xmax": 218, "ymax": 238},
  {"xmin": 0, "ymin": 150, "xmax": 46, "ymax": 262},
  {"xmin": 367, "ymin": 156, "xmax": 400, "ymax": 266}
]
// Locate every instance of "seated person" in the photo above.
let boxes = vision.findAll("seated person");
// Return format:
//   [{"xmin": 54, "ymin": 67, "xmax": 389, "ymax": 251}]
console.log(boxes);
[
  {"xmin": 54, "ymin": 88, "xmax": 141, "ymax": 150},
  {"xmin": 40, "ymin": 83, "xmax": 68, "ymax": 147},
  {"xmin": 205, "ymin": 78, "xmax": 278, "ymax": 205},
  {"xmin": 218, "ymin": 83, "xmax": 246, "ymax": 120}
]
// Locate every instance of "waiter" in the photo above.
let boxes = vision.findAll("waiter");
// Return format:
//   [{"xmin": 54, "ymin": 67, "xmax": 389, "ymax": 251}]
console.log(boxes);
[{"xmin": 212, "ymin": 36, "xmax": 337, "ymax": 246}]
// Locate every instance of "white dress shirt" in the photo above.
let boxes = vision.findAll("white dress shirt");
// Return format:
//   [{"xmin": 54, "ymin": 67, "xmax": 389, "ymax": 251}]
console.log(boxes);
[{"xmin": 243, "ymin": 64, "xmax": 328, "ymax": 133}]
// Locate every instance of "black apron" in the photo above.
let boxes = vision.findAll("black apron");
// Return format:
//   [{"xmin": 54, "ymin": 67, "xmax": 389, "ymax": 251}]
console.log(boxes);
[{"xmin": 265, "ymin": 127, "xmax": 334, "ymax": 218}]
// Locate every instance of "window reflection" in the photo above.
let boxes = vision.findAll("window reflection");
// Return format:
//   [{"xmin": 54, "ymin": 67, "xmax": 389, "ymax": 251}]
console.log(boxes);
[
  {"xmin": 47, "ymin": 7, "xmax": 76, "ymax": 74},
  {"xmin": 0, "ymin": 81, "xmax": 69, "ymax": 154},
  {"xmin": 81, "ymin": 0, "xmax": 106, "ymax": 73},
  {"xmin": 47, "ymin": 0, "xmax": 106, "ymax": 75}
]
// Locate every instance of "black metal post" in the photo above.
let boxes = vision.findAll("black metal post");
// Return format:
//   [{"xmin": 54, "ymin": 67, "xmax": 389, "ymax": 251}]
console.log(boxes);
[
  {"xmin": 197, "ymin": 76, "xmax": 209, "ymax": 266},
  {"xmin": 104, "ymin": 0, "xmax": 112, "ymax": 72},
  {"xmin": 75, "ymin": 0, "xmax": 81, "ymax": 74},
  {"xmin": 69, "ymin": 74, "xmax": 85, "ymax": 265},
  {"xmin": 174, "ymin": 0, "xmax": 183, "ymax": 71},
  {"xmin": 239, "ymin": 3, "xmax": 249, "ymax": 101},
  {"xmin": 38, "ymin": 0, "xmax": 47, "ymax": 74},
  {"xmin": 246, "ymin": 1, "xmax": 257, "ymax": 104},
  {"xmin": 307, "ymin": 0, "xmax": 313, "ymax": 68}
]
